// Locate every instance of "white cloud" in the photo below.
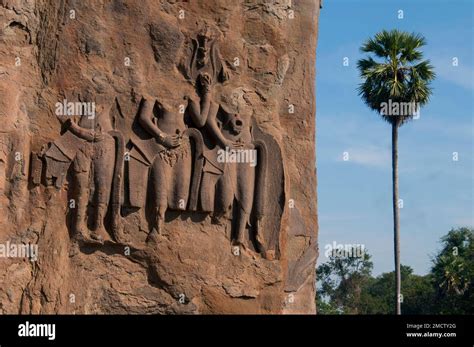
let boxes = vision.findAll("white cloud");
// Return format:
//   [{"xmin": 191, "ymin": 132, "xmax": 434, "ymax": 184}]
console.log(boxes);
[
  {"xmin": 432, "ymin": 57, "xmax": 474, "ymax": 91},
  {"xmin": 337, "ymin": 145, "xmax": 391, "ymax": 169}
]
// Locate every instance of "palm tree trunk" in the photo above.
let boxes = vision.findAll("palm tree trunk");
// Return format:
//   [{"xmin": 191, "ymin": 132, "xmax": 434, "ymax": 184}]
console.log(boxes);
[{"xmin": 392, "ymin": 120, "xmax": 401, "ymax": 315}]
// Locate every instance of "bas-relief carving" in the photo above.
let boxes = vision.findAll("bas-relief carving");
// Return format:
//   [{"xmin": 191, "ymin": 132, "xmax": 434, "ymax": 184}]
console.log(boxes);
[
  {"xmin": 30, "ymin": 31, "xmax": 283, "ymax": 258},
  {"xmin": 38, "ymin": 103, "xmax": 125, "ymax": 244},
  {"xmin": 127, "ymin": 96, "xmax": 204, "ymax": 243},
  {"xmin": 179, "ymin": 26, "xmax": 230, "ymax": 85},
  {"xmin": 187, "ymin": 87, "xmax": 269, "ymax": 252}
]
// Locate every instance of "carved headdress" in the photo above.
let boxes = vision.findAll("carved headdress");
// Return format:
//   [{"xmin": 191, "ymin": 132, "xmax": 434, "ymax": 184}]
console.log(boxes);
[{"xmin": 179, "ymin": 25, "xmax": 229, "ymax": 86}]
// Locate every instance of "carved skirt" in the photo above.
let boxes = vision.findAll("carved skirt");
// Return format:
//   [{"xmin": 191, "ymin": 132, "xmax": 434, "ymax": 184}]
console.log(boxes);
[
  {"xmin": 127, "ymin": 137, "xmax": 192, "ymax": 210},
  {"xmin": 153, "ymin": 140, "xmax": 192, "ymax": 210}
]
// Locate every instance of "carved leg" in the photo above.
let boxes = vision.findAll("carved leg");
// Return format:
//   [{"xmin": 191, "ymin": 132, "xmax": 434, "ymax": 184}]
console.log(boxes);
[
  {"xmin": 72, "ymin": 150, "xmax": 91, "ymax": 241},
  {"xmin": 200, "ymin": 172, "xmax": 218, "ymax": 212},
  {"xmin": 233, "ymin": 164, "xmax": 255, "ymax": 247},
  {"xmin": 74, "ymin": 172, "xmax": 89, "ymax": 238},
  {"xmin": 108, "ymin": 130, "xmax": 125, "ymax": 243},
  {"xmin": 183, "ymin": 129, "xmax": 204, "ymax": 211},
  {"xmin": 234, "ymin": 204, "xmax": 250, "ymax": 246},
  {"xmin": 147, "ymin": 205, "xmax": 166, "ymax": 245},
  {"xmin": 90, "ymin": 202, "xmax": 107, "ymax": 243},
  {"xmin": 214, "ymin": 163, "xmax": 234, "ymax": 221},
  {"xmin": 170, "ymin": 148, "xmax": 191, "ymax": 210},
  {"xmin": 147, "ymin": 157, "xmax": 168, "ymax": 244},
  {"xmin": 91, "ymin": 138, "xmax": 115, "ymax": 242}
]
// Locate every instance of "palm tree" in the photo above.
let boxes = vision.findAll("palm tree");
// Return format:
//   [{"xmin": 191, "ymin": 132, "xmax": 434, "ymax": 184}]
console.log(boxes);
[
  {"xmin": 432, "ymin": 228, "xmax": 473, "ymax": 296},
  {"xmin": 357, "ymin": 30, "xmax": 435, "ymax": 314}
]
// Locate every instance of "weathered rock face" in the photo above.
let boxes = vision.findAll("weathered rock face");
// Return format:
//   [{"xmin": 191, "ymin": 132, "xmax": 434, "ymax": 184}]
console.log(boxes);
[{"xmin": 0, "ymin": 0, "xmax": 320, "ymax": 314}]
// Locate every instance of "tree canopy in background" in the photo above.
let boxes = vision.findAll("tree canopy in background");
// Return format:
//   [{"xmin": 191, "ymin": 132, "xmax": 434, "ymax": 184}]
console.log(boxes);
[{"xmin": 317, "ymin": 227, "xmax": 474, "ymax": 314}]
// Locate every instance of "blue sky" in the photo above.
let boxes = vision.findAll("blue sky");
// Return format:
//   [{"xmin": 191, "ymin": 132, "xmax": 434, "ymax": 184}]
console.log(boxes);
[{"xmin": 316, "ymin": 0, "xmax": 473, "ymax": 275}]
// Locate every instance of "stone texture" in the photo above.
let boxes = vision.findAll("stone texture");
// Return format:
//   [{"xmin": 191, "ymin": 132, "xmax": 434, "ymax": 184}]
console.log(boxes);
[{"xmin": 0, "ymin": 0, "xmax": 320, "ymax": 314}]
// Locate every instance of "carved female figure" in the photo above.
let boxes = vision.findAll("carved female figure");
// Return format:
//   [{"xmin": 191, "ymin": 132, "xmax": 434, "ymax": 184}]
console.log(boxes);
[
  {"xmin": 187, "ymin": 82, "xmax": 268, "ymax": 250},
  {"xmin": 210, "ymin": 101, "xmax": 260, "ymax": 247},
  {"xmin": 128, "ymin": 96, "xmax": 203, "ymax": 243}
]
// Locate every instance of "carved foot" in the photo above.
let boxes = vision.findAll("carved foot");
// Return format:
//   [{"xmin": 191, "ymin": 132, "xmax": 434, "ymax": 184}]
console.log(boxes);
[
  {"xmin": 147, "ymin": 213, "xmax": 163, "ymax": 245},
  {"xmin": 211, "ymin": 213, "xmax": 228, "ymax": 226},
  {"xmin": 112, "ymin": 224, "xmax": 127, "ymax": 244},
  {"xmin": 231, "ymin": 238, "xmax": 247, "ymax": 254},
  {"xmin": 235, "ymin": 236, "xmax": 245, "ymax": 247},
  {"xmin": 89, "ymin": 230, "xmax": 106, "ymax": 245},
  {"xmin": 146, "ymin": 229, "xmax": 160, "ymax": 245},
  {"xmin": 75, "ymin": 228, "xmax": 104, "ymax": 245},
  {"xmin": 74, "ymin": 228, "xmax": 89, "ymax": 243},
  {"xmin": 154, "ymin": 214, "xmax": 164, "ymax": 233}
]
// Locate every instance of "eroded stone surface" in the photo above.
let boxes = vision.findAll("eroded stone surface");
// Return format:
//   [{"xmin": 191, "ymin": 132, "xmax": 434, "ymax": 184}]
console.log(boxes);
[{"xmin": 0, "ymin": 0, "xmax": 320, "ymax": 314}]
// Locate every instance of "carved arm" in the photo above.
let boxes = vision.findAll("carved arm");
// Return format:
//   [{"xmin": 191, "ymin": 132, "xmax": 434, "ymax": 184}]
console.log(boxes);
[
  {"xmin": 138, "ymin": 98, "xmax": 166, "ymax": 141},
  {"xmin": 66, "ymin": 119, "xmax": 96, "ymax": 142},
  {"xmin": 187, "ymin": 92, "xmax": 212, "ymax": 128},
  {"xmin": 138, "ymin": 97, "xmax": 181, "ymax": 148},
  {"xmin": 206, "ymin": 105, "xmax": 231, "ymax": 148}
]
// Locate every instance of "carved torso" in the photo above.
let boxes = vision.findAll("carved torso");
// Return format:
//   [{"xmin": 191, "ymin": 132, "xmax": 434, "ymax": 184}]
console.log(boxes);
[{"xmin": 154, "ymin": 106, "xmax": 187, "ymax": 135}]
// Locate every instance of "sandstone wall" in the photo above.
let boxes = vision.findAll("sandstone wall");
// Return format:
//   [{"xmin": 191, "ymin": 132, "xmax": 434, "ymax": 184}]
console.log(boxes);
[{"xmin": 0, "ymin": 0, "xmax": 320, "ymax": 314}]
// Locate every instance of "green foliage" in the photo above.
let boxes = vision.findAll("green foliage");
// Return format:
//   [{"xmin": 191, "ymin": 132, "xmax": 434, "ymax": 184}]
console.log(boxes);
[
  {"xmin": 316, "ymin": 228, "xmax": 474, "ymax": 314},
  {"xmin": 315, "ymin": 292, "xmax": 341, "ymax": 315},
  {"xmin": 431, "ymin": 227, "xmax": 474, "ymax": 314},
  {"xmin": 357, "ymin": 29, "xmax": 435, "ymax": 125},
  {"xmin": 364, "ymin": 266, "xmax": 436, "ymax": 314},
  {"xmin": 317, "ymin": 246, "xmax": 373, "ymax": 314}
]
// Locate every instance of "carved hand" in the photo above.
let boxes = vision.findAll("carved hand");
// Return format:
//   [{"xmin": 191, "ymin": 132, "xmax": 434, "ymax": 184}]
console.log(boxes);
[
  {"xmin": 160, "ymin": 134, "xmax": 181, "ymax": 148},
  {"xmin": 198, "ymin": 72, "xmax": 212, "ymax": 94},
  {"xmin": 93, "ymin": 132, "xmax": 105, "ymax": 142},
  {"xmin": 222, "ymin": 139, "xmax": 244, "ymax": 149}
]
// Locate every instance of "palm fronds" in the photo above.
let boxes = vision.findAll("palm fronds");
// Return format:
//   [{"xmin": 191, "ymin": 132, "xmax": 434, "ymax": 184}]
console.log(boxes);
[{"xmin": 357, "ymin": 29, "xmax": 435, "ymax": 125}]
